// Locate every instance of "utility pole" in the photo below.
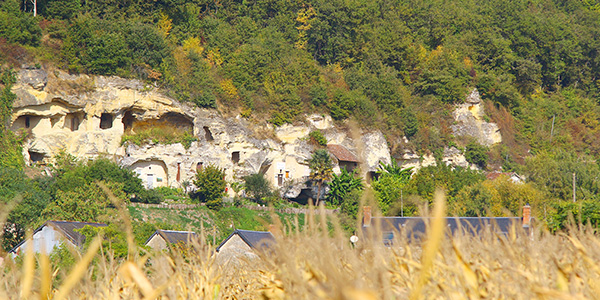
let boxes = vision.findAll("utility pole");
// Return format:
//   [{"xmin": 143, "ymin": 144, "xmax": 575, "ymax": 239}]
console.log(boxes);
[{"xmin": 573, "ymin": 172, "xmax": 576, "ymax": 203}]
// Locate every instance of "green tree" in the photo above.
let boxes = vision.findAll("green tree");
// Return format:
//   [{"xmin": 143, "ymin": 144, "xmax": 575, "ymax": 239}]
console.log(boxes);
[
  {"xmin": 243, "ymin": 173, "xmax": 272, "ymax": 204},
  {"xmin": 372, "ymin": 161, "xmax": 412, "ymax": 215},
  {"xmin": 0, "ymin": 69, "xmax": 23, "ymax": 170},
  {"xmin": 41, "ymin": 181, "xmax": 126, "ymax": 224},
  {"xmin": 309, "ymin": 130, "xmax": 327, "ymax": 146},
  {"xmin": 326, "ymin": 168, "xmax": 363, "ymax": 207},
  {"xmin": 191, "ymin": 164, "xmax": 226, "ymax": 209},
  {"xmin": 308, "ymin": 149, "xmax": 333, "ymax": 206},
  {"xmin": 465, "ymin": 141, "xmax": 489, "ymax": 168},
  {"xmin": 0, "ymin": 168, "xmax": 52, "ymax": 251}
]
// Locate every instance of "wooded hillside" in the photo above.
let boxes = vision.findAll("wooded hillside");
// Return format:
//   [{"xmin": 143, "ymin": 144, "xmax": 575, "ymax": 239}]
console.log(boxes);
[{"xmin": 2, "ymin": 0, "xmax": 600, "ymax": 246}]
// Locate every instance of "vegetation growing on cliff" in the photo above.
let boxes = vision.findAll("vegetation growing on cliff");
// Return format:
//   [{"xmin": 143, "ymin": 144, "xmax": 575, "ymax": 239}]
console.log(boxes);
[{"xmin": 3, "ymin": 0, "xmax": 600, "ymax": 245}]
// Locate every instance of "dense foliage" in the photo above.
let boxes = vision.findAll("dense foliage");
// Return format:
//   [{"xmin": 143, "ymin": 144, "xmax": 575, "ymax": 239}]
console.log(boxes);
[
  {"xmin": 326, "ymin": 169, "xmax": 363, "ymax": 207},
  {"xmin": 2, "ymin": 0, "xmax": 600, "ymax": 238},
  {"xmin": 191, "ymin": 164, "xmax": 226, "ymax": 209},
  {"xmin": 243, "ymin": 173, "xmax": 273, "ymax": 204}
]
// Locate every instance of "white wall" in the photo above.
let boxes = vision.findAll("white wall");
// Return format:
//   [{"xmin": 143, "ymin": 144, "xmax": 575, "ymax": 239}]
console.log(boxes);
[
  {"xmin": 16, "ymin": 225, "xmax": 74, "ymax": 255},
  {"xmin": 131, "ymin": 160, "xmax": 169, "ymax": 189}
]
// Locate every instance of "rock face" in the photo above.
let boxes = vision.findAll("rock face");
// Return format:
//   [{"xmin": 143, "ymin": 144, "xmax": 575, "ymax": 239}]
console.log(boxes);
[
  {"xmin": 450, "ymin": 89, "xmax": 502, "ymax": 147},
  {"xmin": 396, "ymin": 147, "xmax": 479, "ymax": 172},
  {"xmin": 10, "ymin": 69, "xmax": 392, "ymax": 198}
]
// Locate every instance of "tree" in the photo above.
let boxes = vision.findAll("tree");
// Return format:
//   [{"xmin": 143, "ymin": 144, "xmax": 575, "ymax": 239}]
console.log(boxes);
[
  {"xmin": 326, "ymin": 168, "xmax": 363, "ymax": 207},
  {"xmin": 243, "ymin": 173, "xmax": 272, "ymax": 204},
  {"xmin": 191, "ymin": 164, "xmax": 226, "ymax": 209},
  {"xmin": 465, "ymin": 141, "xmax": 489, "ymax": 168},
  {"xmin": 41, "ymin": 181, "xmax": 125, "ymax": 224},
  {"xmin": 308, "ymin": 149, "xmax": 333, "ymax": 206},
  {"xmin": 372, "ymin": 161, "xmax": 413, "ymax": 215}
]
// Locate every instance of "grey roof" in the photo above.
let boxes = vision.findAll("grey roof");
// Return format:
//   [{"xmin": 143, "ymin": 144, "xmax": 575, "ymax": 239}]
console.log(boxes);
[
  {"xmin": 216, "ymin": 229, "xmax": 275, "ymax": 252},
  {"xmin": 145, "ymin": 230, "xmax": 198, "ymax": 245},
  {"xmin": 363, "ymin": 217, "xmax": 524, "ymax": 242},
  {"xmin": 10, "ymin": 221, "xmax": 107, "ymax": 253}
]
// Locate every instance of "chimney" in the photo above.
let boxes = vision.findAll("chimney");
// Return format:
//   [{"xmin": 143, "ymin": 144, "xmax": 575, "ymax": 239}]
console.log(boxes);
[
  {"xmin": 522, "ymin": 204, "xmax": 531, "ymax": 228},
  {"xmin": 362, "ymin": 206, "xmax": 372, "ymax": 227}
]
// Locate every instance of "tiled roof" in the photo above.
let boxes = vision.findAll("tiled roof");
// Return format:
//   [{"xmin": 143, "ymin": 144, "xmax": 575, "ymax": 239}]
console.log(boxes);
[
  {"xmin": 327, "ymin": 144, "xmax": 359, "ymax": 163},
  {"xmin": 216, "ymin": 229, "xmax": 275, "ymax": 252},
  {"xmin": 146, "ymin": 230, "xmax": 198, "ymax": 245}
]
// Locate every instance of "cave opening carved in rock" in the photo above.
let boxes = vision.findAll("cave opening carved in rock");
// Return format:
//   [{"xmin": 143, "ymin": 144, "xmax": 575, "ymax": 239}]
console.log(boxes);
[{"xmin": 100, "ymin": 113, "xmax": 114, "ymax": 129}]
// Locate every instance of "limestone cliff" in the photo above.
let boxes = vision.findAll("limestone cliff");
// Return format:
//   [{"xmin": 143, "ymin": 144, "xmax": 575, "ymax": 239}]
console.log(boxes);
[
  {"xmin": 10, "ymin": 68, "xmax": 392, "ymax": 199},
  {"xmin": 450, "ymin": 89, "xmax": 502, "ymax": 147}
]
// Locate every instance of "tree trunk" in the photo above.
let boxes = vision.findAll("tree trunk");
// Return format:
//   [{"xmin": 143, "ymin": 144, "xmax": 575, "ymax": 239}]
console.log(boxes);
[
  {"xmin": 315, "ymin": 181, "xmax": 322, "ymax": 207},
  {"xmin": 30, "ymin": 0, "xmax": 37, "ymax": 16}
]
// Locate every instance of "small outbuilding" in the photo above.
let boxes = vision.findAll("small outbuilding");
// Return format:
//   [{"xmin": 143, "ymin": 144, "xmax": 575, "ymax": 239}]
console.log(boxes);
[
  {"xmin": 9, "ymin": 221, "xmax": 107, "ymax": 255},
  {"xmin": 145, "ymin": 229, "xmax": 198, "ymax": 251},
  {"xmin": 216, "ymin": 229, "xmax": 275, "ymax": 263},
  {"xmin": 327, "ymin": 144, "xmax": 359, "ymax": 172}
]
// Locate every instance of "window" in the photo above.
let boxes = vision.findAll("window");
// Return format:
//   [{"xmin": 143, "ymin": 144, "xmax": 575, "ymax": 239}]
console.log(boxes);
[
  {"xmin": 232, "ymin": 151, "xmax": 240, "ymax": 164},
  {"xmin": 25, "ymin": 116, "xmax": 30, "ymax": 128},
  {"xmin": 100, "ymin": 113, "xmax": 113, "ymax": 129}
]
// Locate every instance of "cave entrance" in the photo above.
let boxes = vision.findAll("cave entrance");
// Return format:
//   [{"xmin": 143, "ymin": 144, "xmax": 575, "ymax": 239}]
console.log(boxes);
[
  {"xmin": 65, "ymin": 112, "xmax": 84, "ymax": 131},
  {"xmin": 160, "ymin": 112, "xmax": 194, "ymax": 132},
  {"xmin": 100, "ymin": 113, "xmax": 113, "ymax": 129},
  {"xmin": 122, "ymin": 110, "xmax": 135, "ymax": 131},
  {"xmin": 203, "ymin": 126, "xmax": 213, "ymax": 141},
  {"xmin": 29, "ymin": 150, "xmax": 45, "ymax": 163}
]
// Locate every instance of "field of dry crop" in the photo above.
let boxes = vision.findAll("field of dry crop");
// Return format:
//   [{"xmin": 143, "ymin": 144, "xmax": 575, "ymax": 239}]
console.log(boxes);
[{"xmin": 1, "ymin": 192, "xmax": 599, "ymax": 299}]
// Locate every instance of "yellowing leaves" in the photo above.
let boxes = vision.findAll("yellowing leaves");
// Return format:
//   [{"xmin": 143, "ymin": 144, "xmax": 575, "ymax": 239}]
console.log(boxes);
[
  {"xmin": 157, "ymin": 12, "xmax": 172, "ymax": 37},
  {"xmin": 295, "ymin": 6, "xmax": 316, "ymax": 49},
  {"xmin": 182, "ymin": 37, "xmax": 204, "ymax": 56},
  {"xmin": 220, "ymin": 79, "xmax": 238, "ymax": 96}
]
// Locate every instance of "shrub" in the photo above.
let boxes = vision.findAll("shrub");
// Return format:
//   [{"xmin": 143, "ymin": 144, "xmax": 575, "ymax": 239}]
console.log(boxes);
[
  {"xmin": 137, "ymin": 189, "xmax": 163, "ymax": 204},
  {"xmin": 192, "ymin": 91, "xmax": 217, "ymax": 108},
  {"xmin": 402, "ymin": 110, "xmax": 419, "ymax": 138},
  {"xmin": 465, "ymin": 141, "xmax": 489, "ymax": 168},
  {"xmin": 309, "ymin": 85, "xmax": 328, "ymax": 107},
  {"xmin": 191, "ymin": 164, "xmax": 226, "ymax": 209},
  {"xmin": 243, "ymin": 173, "xmax": 272, "ymax": 204},
  {"xmin": 309, "ymin": 130, "xmax": 327, "ymax": 146},
  {"xmin": 326, "ymin": 169, "xmax": 363, "ymax": 207},
  {"xmin": 547, "ymin": 200, "xmax": 600, "ymax": 232}
]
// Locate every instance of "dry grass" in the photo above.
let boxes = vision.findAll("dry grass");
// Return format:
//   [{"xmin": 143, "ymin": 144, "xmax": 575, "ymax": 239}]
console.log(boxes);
[{"xmin": 2, "ymin": 192, "xmax": 600, "ymax": 299}]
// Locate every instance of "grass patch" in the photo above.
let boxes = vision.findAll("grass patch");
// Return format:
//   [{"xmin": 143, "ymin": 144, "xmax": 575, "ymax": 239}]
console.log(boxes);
[{"xmin": 121, "ymin": 127, "xmax": 197, "ymax": 149}]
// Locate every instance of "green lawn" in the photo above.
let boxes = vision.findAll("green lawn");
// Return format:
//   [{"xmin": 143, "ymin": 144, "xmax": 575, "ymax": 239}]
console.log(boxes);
[{"xmin": 128, "ymin": 205, "xmax": 306, "ymax": 244}]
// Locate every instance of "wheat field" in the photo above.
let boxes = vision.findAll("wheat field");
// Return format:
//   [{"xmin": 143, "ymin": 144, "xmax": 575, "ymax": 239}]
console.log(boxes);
[{"xmin": 1, "ymin": 193, "xmax": 599, "ymax": 300}]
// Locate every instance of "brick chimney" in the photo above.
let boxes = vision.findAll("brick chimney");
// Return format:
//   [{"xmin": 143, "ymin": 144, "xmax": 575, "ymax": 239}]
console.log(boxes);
[
  {"xmin": 362, "ymin": 206, "xmax": 372, "ymax": 227},
  {"xmin": 522, "ymin": 204, "xmax": 531, "ymax": 228}
]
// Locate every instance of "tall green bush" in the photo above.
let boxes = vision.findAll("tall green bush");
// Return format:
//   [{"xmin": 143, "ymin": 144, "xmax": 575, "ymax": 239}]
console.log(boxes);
[
  {"xmin": 243, "ymin": 173, "xmax": 272, "ymax": 204},
  {"xmin": 191, "ymin": 165, "xmax": 226, "ymax": 209}
]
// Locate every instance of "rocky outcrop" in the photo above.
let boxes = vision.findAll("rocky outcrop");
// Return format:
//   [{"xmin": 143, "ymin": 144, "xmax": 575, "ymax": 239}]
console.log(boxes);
[
  {"xmin": 450, "ymin": 89, "xmax": 502, "ymax": 147},
  {"xmin": 10, "ymin": 69, "xmax": 393, "ymax": 198},
  {"xmin": 396, "ymin": 147, "xmax": 479, "ymax": 171}
]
